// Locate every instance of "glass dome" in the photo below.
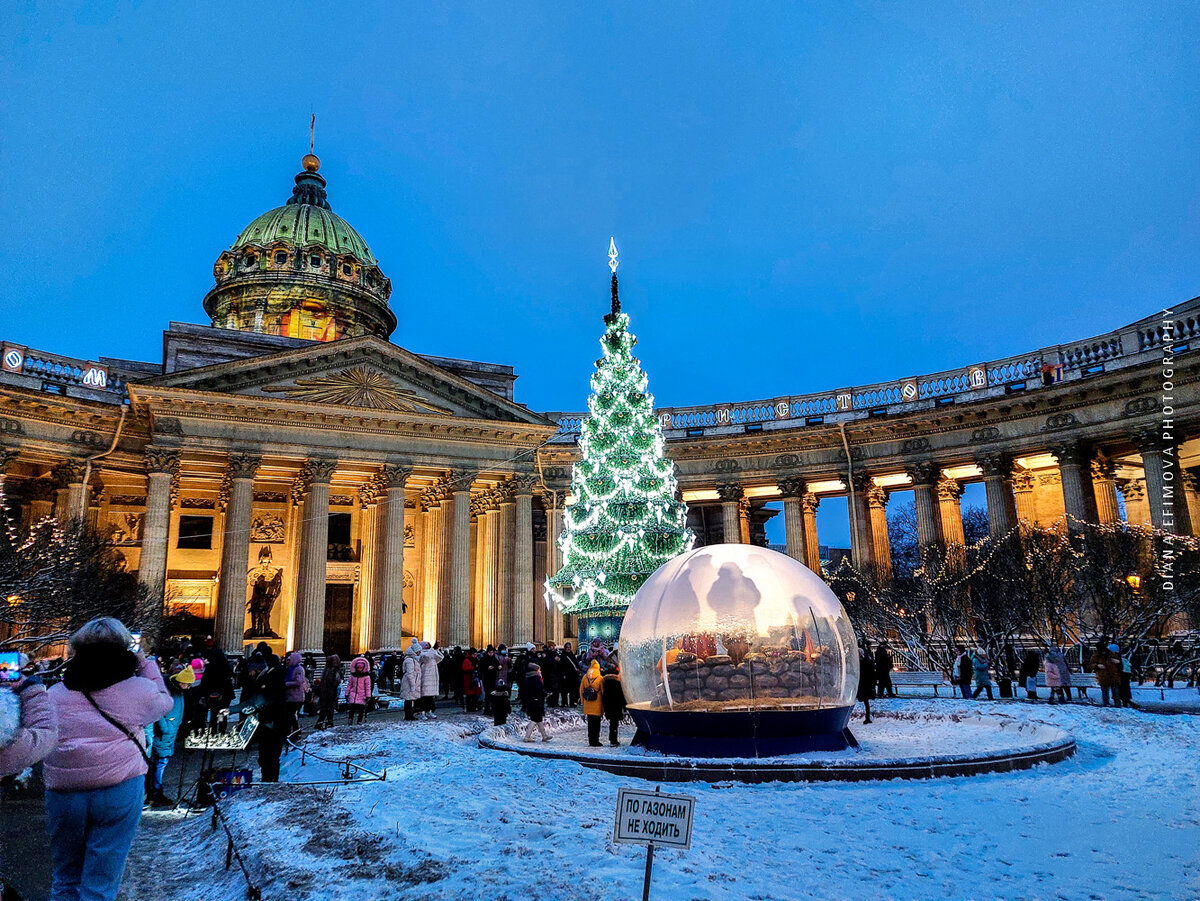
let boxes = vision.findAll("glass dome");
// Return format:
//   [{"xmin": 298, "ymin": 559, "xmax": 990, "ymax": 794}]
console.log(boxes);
[{"xmin": 620, "ymin": 545, "xmax": 859, "ymax": 717}]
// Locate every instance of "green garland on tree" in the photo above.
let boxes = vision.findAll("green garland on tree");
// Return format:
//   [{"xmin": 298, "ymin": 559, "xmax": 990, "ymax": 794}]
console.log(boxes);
[{"xmin": 547, "ymin": 241, "xmax": 693, "ymax": 642}]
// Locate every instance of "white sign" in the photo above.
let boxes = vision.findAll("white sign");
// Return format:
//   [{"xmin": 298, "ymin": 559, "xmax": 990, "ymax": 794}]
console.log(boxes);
[
  {"xmin": 966, "ymin": 364, "xmax": 987, "ymax": 389},
  {"xmin": 613, "ymin": 787, "xmax": 696, "ymax": 850},
  {"xmin": 81, "ymin": 365, "xmax": 107, "ymax": 389},
  {"xmin": 2, "ymin": 345, "xmax": 24, "ymax": 373},
  {"xmin": 659, "ymin": 412, "xmax": 673, "ymax": 429},
  {"xmin": 900, "ymin": 378, "xmax": 918, "ymax": 401},
  {"xmin": 774, "ymin": 401, "xmax": 790, "ymax": 419}
]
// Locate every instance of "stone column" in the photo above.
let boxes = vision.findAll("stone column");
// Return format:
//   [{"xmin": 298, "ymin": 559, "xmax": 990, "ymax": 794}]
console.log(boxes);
[
  {"xmin": 1119, "ymin": 479, "xmax": 1151, "ymax": 525},
  {"xmin": 777, "ymin": 477, "xmax": 807, "ymax": 566},
  {"xmin": 485, "ymin": 494, "xmax": 502, "ymax": 642},
  {"xmin": 866, "ymin": 483, "xmax": 892, "ymax": 581},
  {"xmin": 977, "ymin": 454, "xmax": 1018, "ymax": 537},
  {"xmin": 1051, "ymin": 441, "xmax": 1091, "ymax": 530},
  {"xmin": 717, "ymin": 483, "xmax": 744, "ymax": 544},
  {"xmin": 420, "ymin": 492, "xmax": 444, "ymax": 642},
  {"xmin": 373, "ymin": 464, "xmax": 411, "ymax": 651},
  {"xmin": 53, "ymin": 461, "xmax": 84, "ymax": 522},
  {"xmin": 444, "ymin": 472, "xmax": 473, "ymax": 648},
  {"xmin": 1135, "ymin": 429, "xmax": 1189, "ymax": 534},
  {"xmin": 27, "ymin": 479, "xmax": 55, "ymax": 525},
  {"xmin": 138, "ymin": 448, "xmax": 179, "ymax": 600},
  {"xmin": 470, "ymin": 498, "xmax": 487, "ymax": 648},
  {"xmin": 437, "ymin": 484, "xmax": 455, "ymax": 637},
  {"xmin": 512, "ymin": 476, "xmax": 536, "ymax": 646},
  {"xmin": 1181, "ymin": 470, "xmax": 1200, "ymax": 537},
  {"xmin": 214, "ymin": 454, "xmax": 261, "ymax": 652},
  {"xmin": 292, "ymin": 458, "xmax": 336, "ymax": 653},
  {"xmin": 937, "ymin": 475, "xmax": 966, "ymax": 544},
  {"xmin": 848, "ymin": 473, "xmax": 874, "ymax": 572},
  {"xmin": 801, "ymin": 492, "xmax": 821, "ymax": 574},
  {"xmin": 1091, "ymin": 456, "xmax": 1122, "ymax": 524},
  {"xmin": 1012, "ymin": 469, "xmax": 1037, "ymax": 526},
  {"xmin": 495, "ymin": 483, "xmax": 516, "ymax": 645},
  {"xmin": 908, "ymin": 462, "xmax": 944, "ymax": 549},
  {"xmin": 545, "ymin": 497, "xmax": 566, "ymax": 644}
]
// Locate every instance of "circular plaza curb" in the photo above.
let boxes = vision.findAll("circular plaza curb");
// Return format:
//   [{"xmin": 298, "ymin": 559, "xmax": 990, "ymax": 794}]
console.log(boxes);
[{"xmin": 478, "ymin": 717, "xmax": 1077, "ymax": 783}]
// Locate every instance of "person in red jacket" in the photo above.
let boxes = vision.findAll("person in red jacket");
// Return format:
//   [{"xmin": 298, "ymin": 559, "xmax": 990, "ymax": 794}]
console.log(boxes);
[{"xmin": 43, "ymin": 617, "xmax": 173, "ymax": 901}]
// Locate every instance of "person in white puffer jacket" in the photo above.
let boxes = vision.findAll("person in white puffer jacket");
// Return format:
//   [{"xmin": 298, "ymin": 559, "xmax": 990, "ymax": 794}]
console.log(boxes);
[
  {"xmin": 401, "ymin": 639, "xmax": 422, "ymax": 721},
  {"xmin": 418, "ymin": 642, "xmax": 444, "ymax": 720}
]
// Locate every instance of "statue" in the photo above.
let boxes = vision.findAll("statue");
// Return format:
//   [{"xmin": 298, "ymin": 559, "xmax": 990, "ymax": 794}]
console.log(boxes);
[{"xmin": 245, "ymin": 547, "xmax": 283, "ymax": 639}]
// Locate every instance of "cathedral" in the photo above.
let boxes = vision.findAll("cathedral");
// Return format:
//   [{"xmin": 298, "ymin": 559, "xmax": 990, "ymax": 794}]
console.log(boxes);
[{"xmin": 0, "ymin": 152, "xmax": 1197, "ymax": 659}]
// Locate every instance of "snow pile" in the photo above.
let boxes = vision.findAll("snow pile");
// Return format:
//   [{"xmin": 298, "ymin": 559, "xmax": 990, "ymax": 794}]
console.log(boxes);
[{"xmin": 128, "ymin": 699, "xmax": 1199, "ymax": 901}]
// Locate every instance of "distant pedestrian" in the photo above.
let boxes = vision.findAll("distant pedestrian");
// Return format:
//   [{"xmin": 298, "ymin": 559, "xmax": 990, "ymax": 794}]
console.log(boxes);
[
  {"xmin": 954, "ymin": 646, "xmax": 973, "ymax": 700},
  {"xmin": 857, "ymin": 646, "xmax": 876, "ymax": 723},
  {"xmin": 401, "ymin": 639, "xmax": 422, "ymax": 721},
  {"xmin": 315, "ymin": 654, "xmax": 343, "ymax": 729},
  {"xmin": 580, "ymin": 660, "xmax": 605, "ymax": 747},
  {"xmin": 971, "ymin": 648, "xmax": 994, "ymax": 700},
  {"xmin": 147, "ymin": 661, "xmax": 193, "ymax": 807},
  {"xmin": 344, "ymin": 655, "xmax": 373, "ymax": 724},
  {"xmin": 419, "ymin": 642, "xmax": 444, "ymax": 719},
  {"xmin": 523, "ymin": 663, "xmax": 551, "ymax": 742},
  {"xmin": 283, "ymin": 651, "xmax": 309, "ymax": 740},
  {"xmin": 490, "ymin": 680, "xmax": 511, "ymax": 726},
  {"xmin": 1018, "ymin": 650, "xmax": 1041, "ymax": 700},
  {"xmin": 874, "ymin": 643, "xmax": 895, "ymax": 698},
  {"xmin": 601, "ymin": 662, "xmax": 626, "ymax": 745},
  {"xmin": 1093, "ymin": 643, "xmax": 1123, "ymax": 708},
  {"xmin": 1043, "ymin": 647, "xmax": 1070, "ymax": 704}
]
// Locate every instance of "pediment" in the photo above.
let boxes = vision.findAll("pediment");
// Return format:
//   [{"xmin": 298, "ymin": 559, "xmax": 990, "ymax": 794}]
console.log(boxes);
[{"xmin": 138, "ymin": 336, "xmax": 550, "ymax": 425}]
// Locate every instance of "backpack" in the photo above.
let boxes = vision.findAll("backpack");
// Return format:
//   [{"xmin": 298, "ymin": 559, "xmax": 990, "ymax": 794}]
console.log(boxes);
[{"xmin": 582, "ymin": 680, "xmax": 599, "ymax": 702}]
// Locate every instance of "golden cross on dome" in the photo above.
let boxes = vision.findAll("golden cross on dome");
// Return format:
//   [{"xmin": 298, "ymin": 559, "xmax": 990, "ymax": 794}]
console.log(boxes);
[
  {"xmin": 310, "ymin": 114, "xmax": 316, "ymax": 155},
  {"xmin": 608, "ymin": 237, "xmax": 619, "ymax": 274}
]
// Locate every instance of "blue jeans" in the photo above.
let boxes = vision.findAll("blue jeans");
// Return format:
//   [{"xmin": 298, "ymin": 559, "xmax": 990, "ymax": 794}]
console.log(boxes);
[{"xmin": 45, "ymin": 775, "xmax": 144, "ymax": 901}]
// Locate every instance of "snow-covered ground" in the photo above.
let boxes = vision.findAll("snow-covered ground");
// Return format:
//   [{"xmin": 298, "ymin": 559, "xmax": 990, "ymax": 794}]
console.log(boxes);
[{"xmin": 125, "ymin": 697, "xmax": 1199, "ymax": 901}]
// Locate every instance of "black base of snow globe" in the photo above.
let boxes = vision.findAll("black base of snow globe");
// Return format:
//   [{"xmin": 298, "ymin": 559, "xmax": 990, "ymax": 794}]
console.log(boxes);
[{"xmin": 627, "ymin": 704, "xmax": 855, "ymax": 757}]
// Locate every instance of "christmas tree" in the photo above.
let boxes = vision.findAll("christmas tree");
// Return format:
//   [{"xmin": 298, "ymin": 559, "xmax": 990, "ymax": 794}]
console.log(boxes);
[{"xmin": 548, "ymin": 240, "xmax": 693, "ymax": 645}]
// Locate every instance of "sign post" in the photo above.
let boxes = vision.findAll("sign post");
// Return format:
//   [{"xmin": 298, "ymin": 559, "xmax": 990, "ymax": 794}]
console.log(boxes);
[{"xmin": 613, "ymin": 786, "xmax": 696, "ymax": 900}]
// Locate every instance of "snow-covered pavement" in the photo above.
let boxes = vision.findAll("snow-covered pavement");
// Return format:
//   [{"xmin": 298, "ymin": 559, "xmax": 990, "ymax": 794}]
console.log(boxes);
[{"xmin": 125, "ymin": 698, "xmax": 1199, "ymax": 901}]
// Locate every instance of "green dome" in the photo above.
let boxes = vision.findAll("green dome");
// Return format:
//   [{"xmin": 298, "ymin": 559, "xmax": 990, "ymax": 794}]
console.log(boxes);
[{"xmin": 232, "ymin": 204, "xmax": 377, "ymax": 266}]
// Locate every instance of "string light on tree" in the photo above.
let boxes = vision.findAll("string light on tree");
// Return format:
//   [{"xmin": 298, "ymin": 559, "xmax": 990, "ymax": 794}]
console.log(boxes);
[{"xmin": 547, "ymin": 240, "xmax": 693, "ymax": 644}]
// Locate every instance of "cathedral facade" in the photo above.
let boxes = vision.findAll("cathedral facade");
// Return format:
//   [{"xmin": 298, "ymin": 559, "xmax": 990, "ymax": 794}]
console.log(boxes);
[{"xmin": 1, "ymin": 154, "xmax": 1197, "ymax": 658}]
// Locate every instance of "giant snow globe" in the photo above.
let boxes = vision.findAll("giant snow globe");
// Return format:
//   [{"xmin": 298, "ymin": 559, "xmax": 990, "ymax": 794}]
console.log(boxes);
[{"xmin": 619, "ymin": 544, "xmax": 860, "ymax": 756}]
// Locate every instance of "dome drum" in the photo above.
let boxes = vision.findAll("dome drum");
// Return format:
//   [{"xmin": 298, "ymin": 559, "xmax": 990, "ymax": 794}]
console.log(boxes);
[{"xmin": 619, "ymin": 544, "xmax": 860, "ymax": 757}]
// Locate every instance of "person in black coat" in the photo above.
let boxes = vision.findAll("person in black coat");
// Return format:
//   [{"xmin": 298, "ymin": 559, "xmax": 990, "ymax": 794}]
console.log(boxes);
[
  {"xmin": 254, "ymin": 656, "xmax": 287, "ymax": 782},
  {"xmin": 480, "ymin": 647, "xmax": 500, "ymax": 714},
  {"xmin": 522, "ymin": 664, "xmax": 550, "ymax": 742},
  {"xmin": 490, "ymin": 680, "xmax": 512, "ymax": 726},
  {"xmin": 857, "ymin": 646, "xmax": 876, "ymax": 724},
  {"xmin": 1018, "ymin": 649, "xmax": 1041, "ymax": 700},
  {"xmin": 601, "ymin": 664, "xmax": 627, "ymax": 746},
  {"xmin": 198, "ymin": 644, "xmax": 235, "ymax": 732},
  {"xmin": 874, "ymin": 643, "xmax": 895, "ymax": 698}
]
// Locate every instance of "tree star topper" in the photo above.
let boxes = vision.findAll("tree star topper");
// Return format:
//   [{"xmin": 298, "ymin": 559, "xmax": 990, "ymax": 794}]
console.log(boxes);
[{"xmin": 608, "ymin": 237, "xmax": 619, "ymax": 274}]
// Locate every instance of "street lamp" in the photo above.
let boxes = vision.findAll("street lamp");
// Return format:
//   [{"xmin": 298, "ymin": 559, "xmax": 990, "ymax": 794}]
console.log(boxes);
[{"xmin": 1126, "ymin": 574, "xmax": 1142, "ymax": 591}]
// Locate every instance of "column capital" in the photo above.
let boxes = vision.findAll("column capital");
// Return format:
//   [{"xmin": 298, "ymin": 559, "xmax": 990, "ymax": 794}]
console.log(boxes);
[
  {"xmin": 0, "ymin": 447, "xmax": 18, "ymax": 472},
  {"xmin": 1049, "ymin": 440, "xmax": 1089, "ymax": 468},
  {"xmin": 1118, "ymin": 477, "xmax": 1146, "ymax": 502},
  {"xmin": 975, "ymin": 453, "xmax": 1012, "ymax": 479},
  {"xmin": 226, "ymin": 453, "xmax": 262, "ymax": 480},
  {"xmin": 494, "ymin": 479, "xmax": 517, "ymax": 504},
  {"xmin": 381, "ymin": 463, "xmax": 413, "ymax": 489},
  {"xmin": 906, "ymin": 460, "xmax": 940, "ymax": 486},
  {"xmin": 935, "ymin": 475, "xmax": 963, "ymax": 502},
  {"xmin": 801, "ymin": 491, "xmax": 820, "ymax": 514},
  {"xmin": 716, "ymin": 482, "xmax": 744, "ymax": 503},
  {"xmin": 1011, "ymin": 469, "xmax": 1036, "ymax": 492},
  {"xmin": 1181, "ymin": 470, "xmax": 1200, "ymax": 494},
  {"xmin": 143, "ymin": 447, "xmax": 179, "ymax": 476},
  {"xmin": 447, "ymin": 468, "xmax": 477, "ymax": 493},
  {"xmin": 1130, "ymin": 428, "xmax": 1163, "ymax": 454},
  {"xmin": 52, "ymin": 459, "xmax": 84, "ymax": 488},
  {"xmin": 848, "ymin": 471, "xmax": 871, "ymax": 493},
  {"xmin": 27, "ymin": 478, "xmax": 56, "ymax": 502},
  {"xmin": 302, "ymin": 457, "xmax": 338, "ymax": 485},
  {"xmin": 511, "ymin": 473, "xmax": 539, "ymax": 495},
  {"xmin": 1091, "ymin": 454, "xmax": 1118, "ymax": 481},
  {"xmin": 866, "ymin": 483, "xmax": 889, "ymax": 510},
  {"xmin": 777, "ymin": 476, "xmax": 806, "ymax": 499}
]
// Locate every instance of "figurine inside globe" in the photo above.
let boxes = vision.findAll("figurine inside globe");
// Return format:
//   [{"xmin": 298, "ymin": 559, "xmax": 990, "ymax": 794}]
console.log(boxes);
[{"xmin": 619, "ymin": 544, "xmax": 860, "ymax": 755}]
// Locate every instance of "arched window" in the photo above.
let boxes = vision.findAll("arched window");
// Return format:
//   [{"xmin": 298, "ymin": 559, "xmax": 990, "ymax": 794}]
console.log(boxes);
[
  {"xmin": 274, "ymin": 252, "xmax": 288, "ymax": 266},
  {"xmin": 243, "ymin": 254, "xmax": 257, "ymax": 268},
  {"xmin": 310, "ymin": 254, "xmax": 322, "ymax": 268},
  {"xmin": 341, "ymin": 262, "xmax": 353, "ymax": 277}
]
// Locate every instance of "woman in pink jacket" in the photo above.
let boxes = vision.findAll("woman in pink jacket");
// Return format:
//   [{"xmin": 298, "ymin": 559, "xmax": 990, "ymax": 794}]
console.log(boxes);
[{"xmin": 43, "ymin": 617, "xmax": 173, "ymax": 901}]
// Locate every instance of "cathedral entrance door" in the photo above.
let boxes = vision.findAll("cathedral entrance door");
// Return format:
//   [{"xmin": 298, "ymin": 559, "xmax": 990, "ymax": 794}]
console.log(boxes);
[{"xmin": 323, "ymin": 585, "xmax": 354, "ymax": 658}]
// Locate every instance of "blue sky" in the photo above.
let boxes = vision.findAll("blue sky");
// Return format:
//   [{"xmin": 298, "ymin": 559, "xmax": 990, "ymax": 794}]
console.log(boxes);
[{"xmin": 3, "ymin": 1, "xmax": 1198, "ymax": 423}]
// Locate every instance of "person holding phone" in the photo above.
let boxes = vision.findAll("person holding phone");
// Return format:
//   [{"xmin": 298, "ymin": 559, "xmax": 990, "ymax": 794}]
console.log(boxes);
[
  {"xmin": 42, "ymin": 617, "xmax": 174, "ymax": 901},
  {"xmin": 0, "ymin": 650, "xmax": 59, "ymax": 777}
]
